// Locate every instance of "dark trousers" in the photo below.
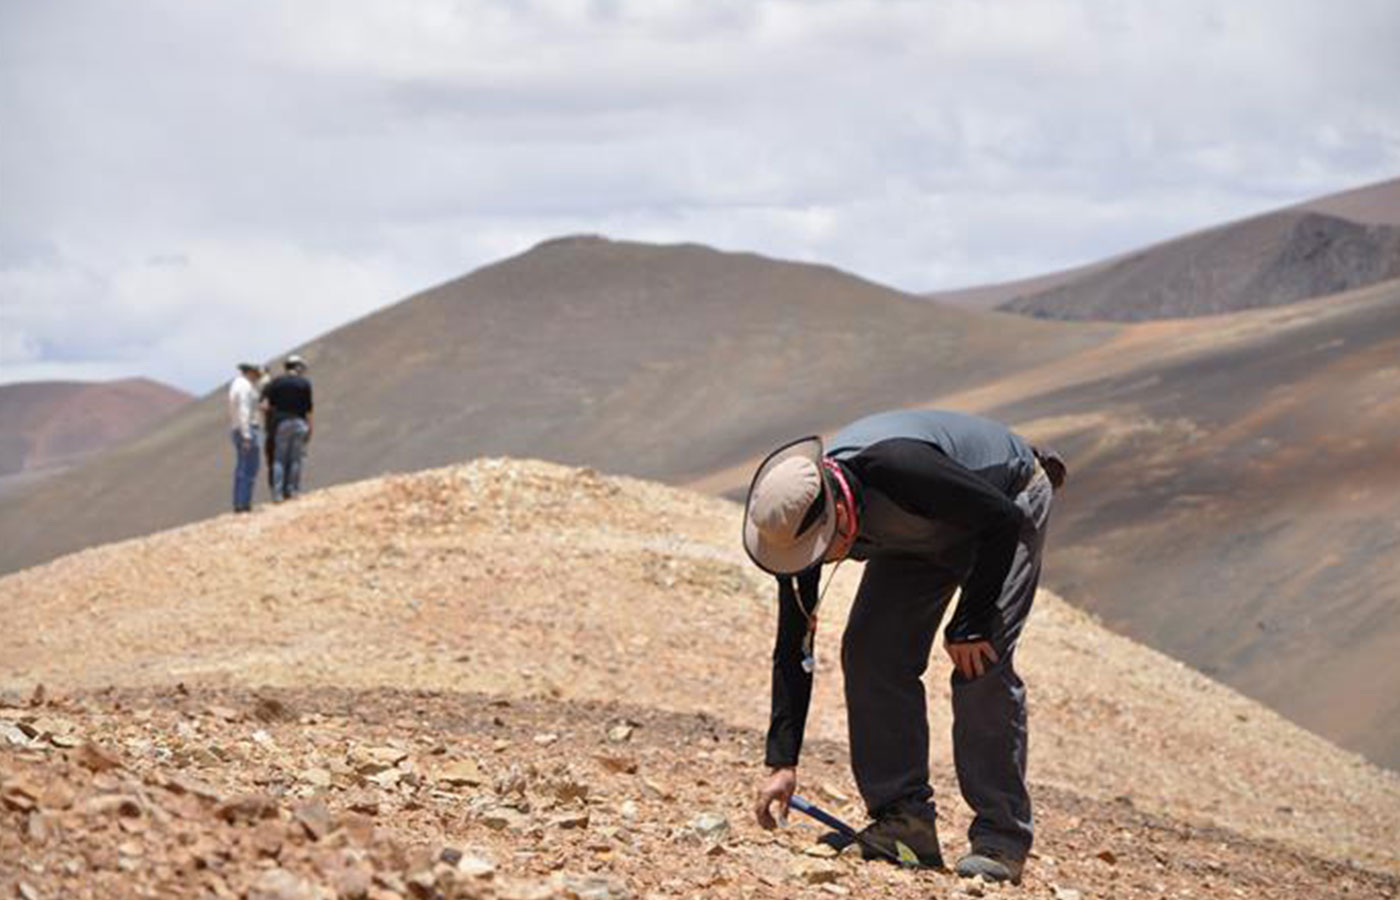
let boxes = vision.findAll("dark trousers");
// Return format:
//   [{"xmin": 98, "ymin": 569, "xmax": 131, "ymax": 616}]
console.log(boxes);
[
  {"xmin": 271, "ymin": 418, "xmax": 310, "ymax": 499},
  {"xmin": 841, "ymin": 468, "xmax": 1053, "ymax": 858}
]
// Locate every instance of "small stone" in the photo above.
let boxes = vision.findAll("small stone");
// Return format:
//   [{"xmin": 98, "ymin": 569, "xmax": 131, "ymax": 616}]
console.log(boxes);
[
  {"xmin": 118, "ymin": 814, "xmax": 148, "ymax": 834},
  {"xmin": 30, "ymin": 715, "xmax": 76, "ymax": 739},
  {"xmin": 618, "ymin": 800, "xmax": 638, "ymax": 821},
  {"xmin": 187, "ymin": 746, "xmax": 222, "ymax": 767},
  {"xmin": 299, "ymin": 767, "xmax": 334, "ymax": 789},
  {"xmin": 26, "ymin": 811, "xmax": 55, "ymax": 842},
  {"xmin": 294, "ymin": 799, "xmax": 333, "ymax": 841},
  {"xmin": 332, "ymin": 863, "xmax": 373, "ymax": 900},
  {"xmin": 551, "ymin": 810, "xmax": 591, "ymax": 829},
  {"xmin": 368, "ymin": 768, "xmax": 401, "ymax": 789},
  {"xmin": 534, "ymin": 733, "xmax": 559, "ymax": 746},
  {"xmin": 346, "ymin": 792, "xmax": 380, "ymax": 816},
  {"xmin": 559, "ymin": 873, "xmax": 630, "ymax": 900},
  {"xmin": 82, "ymin": 794, "xmax": 142, "ymax": 818},
  {"xmin": 74, "ymin": 742, "xmax": 121, "ymax": 772},
  {"xmin": 1, "ymin": 778, "xmax": 40, "ymax": 812},
  {"xmin": 17, "ymin": 882, "xmax": 40, "ymax": 900},
  {"xmin": 804, "ymin": 843, "xmax": 840, "ymax": 858},
  {"xmin": 165, "ymin": 774, "xmax": 224, "ymax": 802},
  {"xmin": 792, "ymin": 859, "xmax": 841, "ymax": 885},
  {"xmin": 406, "ymin": 867, "xmax": 437, "ymax": 895},
  {"xmin": 340, "ymin": 811, "xmax": 377, "ymax": 842},
  {"xmin": 437, "ymin": 759, "xmax": 486, "ymax": 787},
  {"xmin": 596, "ymin": 755, "xmax": 638, "ymax": 775},
  {"xmin": 607, "ymin": 725, "xmax": 634, "ymax": 744},
  {"xmin": 689, "ymin": 812, "xmax": 729, "ymax": 843},
  {"xmin": 454, "ymin": 854, "xmax": 496, "ymax": 880},
  {"xmin": 248, "ymin": 867, "xmax": 314, "ymax": 900},
  {"xmin": 357, "ymin": 745, "xmax": 409, "ymax": 769},
  {"xmin": 215, "ymin": 793, "xmax": 279, "ymax": 824},
  {"xmin": 39, "ymin": 781, "xmax": 75, "ymax": 810},
  {"xmin": 480, "ymin": 807, "xmax": 531, "ymax": 832},
  {"xmin": 1095, "ymin": 848, "xmax": 1118, "ymax": 865},
  {"xmin": 251, "ymin": 819, "xmax": 286, "ymax": 858},
  {"xmin": 1052, "ymin": 887, "xmax": 1083, "ymax": 900}
]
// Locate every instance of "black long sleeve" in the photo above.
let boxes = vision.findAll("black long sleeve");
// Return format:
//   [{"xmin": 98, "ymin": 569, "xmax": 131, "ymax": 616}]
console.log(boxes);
[
  {"xmin": 852, "ymin": 438, "xmax": 1025, "ymax": 643},
  {"xmin": 764, "ymin": 566, "xmax": 819, "ymax": 767}
]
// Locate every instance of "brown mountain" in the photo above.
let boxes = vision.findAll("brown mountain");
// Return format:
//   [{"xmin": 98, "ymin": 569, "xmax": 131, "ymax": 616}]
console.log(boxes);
[
  {"xmin": 0, "ymin": 378, "xmax": 189, "ymax": 486},
  {"xmin": 1000, "ymin": 210, "xmax": 1400, "ymax": 320},
  {"xmin": 2, "ymin": 460, "xmax": 1395, "ymax": 898},
  {"xmin": 0, "ymin": 236, "xmax": 1111, "ymax": 576},
  {"xmin": 930, "ymin": 177, "xmax": 1400, "ymax": 316}
]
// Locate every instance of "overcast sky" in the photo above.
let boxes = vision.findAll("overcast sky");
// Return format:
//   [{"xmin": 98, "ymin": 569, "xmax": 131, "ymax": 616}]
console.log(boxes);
[{"xmin": 2, "ymin": 0, "xmax": 1397, "ymax": 394}]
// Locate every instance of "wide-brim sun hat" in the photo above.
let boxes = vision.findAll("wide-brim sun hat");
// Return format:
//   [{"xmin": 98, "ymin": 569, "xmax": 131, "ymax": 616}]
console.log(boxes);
[{"xmin": 743, "ymin": 435, "xmax": 836, "ymax": 576}]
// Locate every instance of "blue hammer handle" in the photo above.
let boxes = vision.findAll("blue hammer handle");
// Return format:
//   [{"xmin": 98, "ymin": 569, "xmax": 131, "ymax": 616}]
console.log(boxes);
[
  {"xmin": 787, "ymin": 795, "xmax": 912, "ymax": 867},
  {"xmin": 789, "ymin": 795, "xmax": 856, "ymax": 836}
]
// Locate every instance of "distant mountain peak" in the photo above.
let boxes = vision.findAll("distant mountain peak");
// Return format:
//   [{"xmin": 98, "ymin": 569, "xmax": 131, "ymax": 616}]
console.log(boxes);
[
  {"xmin": 1000, "ymin": 207, "xmax": 1400, "ymax": 321},
  {"xmin": 528, "ymin": 234, "xmax": 614, "ymax": 252}
]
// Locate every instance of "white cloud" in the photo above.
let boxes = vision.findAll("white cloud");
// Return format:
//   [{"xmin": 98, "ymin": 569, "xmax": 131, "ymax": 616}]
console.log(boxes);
[{"xmin": 2, "ymin": 0, "xmax": 1397, "ymax": 391}]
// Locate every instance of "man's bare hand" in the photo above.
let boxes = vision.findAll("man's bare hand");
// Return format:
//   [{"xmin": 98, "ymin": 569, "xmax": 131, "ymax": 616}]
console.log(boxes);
[
  {"xmin": 945, "ymin": 639, "xmax": 999, "ymax": 679},
  {"xmin": 754, "ymin": 767, "xmax": 797, "ymax": 830}
]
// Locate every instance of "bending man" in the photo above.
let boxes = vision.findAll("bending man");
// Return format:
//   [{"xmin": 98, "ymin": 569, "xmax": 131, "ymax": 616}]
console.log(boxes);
[{"xmin": 744, "ymin": 408, "xmax": 1061, "ymax": 883}]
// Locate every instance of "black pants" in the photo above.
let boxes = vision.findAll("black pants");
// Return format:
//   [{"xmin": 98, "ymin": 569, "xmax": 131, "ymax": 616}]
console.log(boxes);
[{"xmin": 841, "ymin": 469, "xmax": 1052, "ymax": 857}]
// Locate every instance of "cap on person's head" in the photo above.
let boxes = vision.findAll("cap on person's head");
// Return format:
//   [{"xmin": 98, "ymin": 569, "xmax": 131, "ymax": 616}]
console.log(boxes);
[
  {"xmin": 742, "ymin": 436, "xmax": 836, "ymax": 576},
  {"xmin": 285, "ymin": 353, "xmax": 307, "ymax": 372},
  {"xmin": 237, "ymin": 362, "xmax": 261, "ymax": 374}
]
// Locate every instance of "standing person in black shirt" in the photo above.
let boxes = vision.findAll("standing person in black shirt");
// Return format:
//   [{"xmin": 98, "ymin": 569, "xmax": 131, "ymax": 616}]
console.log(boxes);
[
  {"xmin": 743, "ymin": 409, "xmax": 1063, "ymax": 883},
  {"xmin": 260, "ymin": 354, "xmax": 315, "ymax": 501}
]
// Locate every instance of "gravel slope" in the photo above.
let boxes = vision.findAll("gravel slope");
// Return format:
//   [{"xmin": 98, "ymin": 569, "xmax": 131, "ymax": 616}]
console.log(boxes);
[{"xmin": 3, "ymin": 460, "xmax": 1397, "ymax": 898}]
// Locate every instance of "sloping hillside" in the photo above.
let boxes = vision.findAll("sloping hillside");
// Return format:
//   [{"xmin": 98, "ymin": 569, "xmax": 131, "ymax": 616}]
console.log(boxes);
[
  {"xmin": 689, "ymin": 276, "xmax": 1400, "ymax": 772},
  {"xmin": 0, "ymin": 237, "xmax": 1111, "ymax": 575},
  {"xmin": 2, "ymin": 460, "xmax": 1396, "ymax": 900},
  {"xmin": 1000, "ymin": 210, "xmax": 1400, "ymax": 320},
  {"xmin": 0, "ymin": 378, "xmax": 189, "ymax": 483},
  {"xmin": 989, "ymin": 277, "xmax": 1400, "ymax": 769}
]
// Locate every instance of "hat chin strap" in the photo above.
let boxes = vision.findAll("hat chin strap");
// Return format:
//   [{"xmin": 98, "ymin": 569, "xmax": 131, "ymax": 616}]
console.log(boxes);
[{"xmin": 821, "ymin": 458, "xmax": 858, "ymax": 547}]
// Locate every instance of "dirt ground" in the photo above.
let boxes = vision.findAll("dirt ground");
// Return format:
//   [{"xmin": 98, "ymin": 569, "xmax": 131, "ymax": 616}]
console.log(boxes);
[{"xmin": 3, "ymin": 459, "xmax": 1398, "ymax": 898}]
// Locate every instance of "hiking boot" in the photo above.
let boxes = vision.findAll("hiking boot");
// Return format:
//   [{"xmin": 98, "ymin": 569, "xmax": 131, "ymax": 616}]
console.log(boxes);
[
  {"xmin": 955, "ymin": 847, "xmax": 1025, "ymax": 884},
  {"xmin": 857, "ymin": 801, "xmax": 944, "ymax": 868}
]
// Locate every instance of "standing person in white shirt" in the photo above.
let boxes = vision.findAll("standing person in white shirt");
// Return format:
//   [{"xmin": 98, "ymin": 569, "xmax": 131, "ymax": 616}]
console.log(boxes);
[{"xmin": 227, "ymin": 363, "xmax": 264, "ymax": 513}]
